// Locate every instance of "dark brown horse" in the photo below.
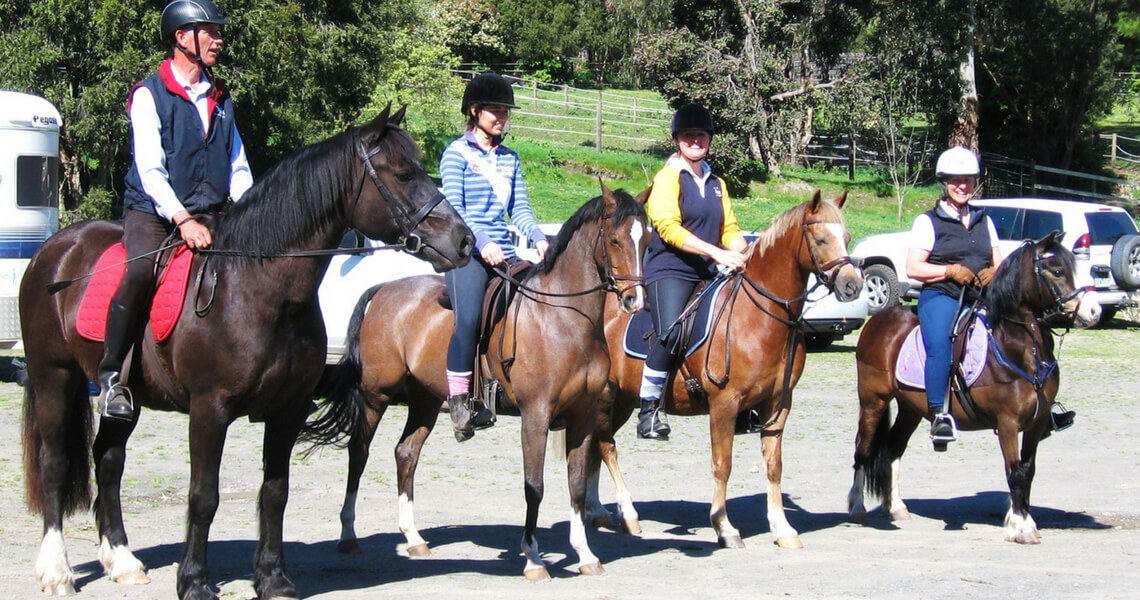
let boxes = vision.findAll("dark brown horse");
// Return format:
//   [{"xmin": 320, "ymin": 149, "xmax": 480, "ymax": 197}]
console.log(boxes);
[
  {"xmin": 584, "ymin": 191, "xmax": 863, "ymax": 549},
  {"xmin": 19, "ymin": 107, "xmax": 473, "ymax": 599},
  {"xmin": 307, "ymin": 184, "xmax": 648, "ymax": 580},
  {"xmin": 847, "ymin": 232, "xmax": 1100, "ymax": 543}
]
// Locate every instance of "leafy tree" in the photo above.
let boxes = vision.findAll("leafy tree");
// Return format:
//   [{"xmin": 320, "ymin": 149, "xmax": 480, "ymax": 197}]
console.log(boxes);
[
  {"xmin": 0, "ymin": 0, "xmax": 434, "ymax": 215},
  {"xmin": 633, "ymin": 0, "xmax": 870, "ymax": 188}
]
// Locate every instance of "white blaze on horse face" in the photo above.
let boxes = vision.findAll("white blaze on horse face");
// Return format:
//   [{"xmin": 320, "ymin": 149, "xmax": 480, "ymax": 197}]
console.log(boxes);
[
  {"xmin": 629, "ymin": 220, "xmax": 647, "ymax": 305},
  {"xmin": 825, "ymin": 223, "xmax": 848, "ymax": 253},
  {"xmin": 1075, "ymin": 293, "xmax": 1101, "ymax": 328}
]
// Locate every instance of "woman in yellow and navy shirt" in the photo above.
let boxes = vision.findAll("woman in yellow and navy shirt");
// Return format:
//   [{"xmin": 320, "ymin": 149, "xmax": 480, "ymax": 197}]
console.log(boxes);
[{"xmin": 637, "ymin": 103, "xmax": 748, "ymax": 440}]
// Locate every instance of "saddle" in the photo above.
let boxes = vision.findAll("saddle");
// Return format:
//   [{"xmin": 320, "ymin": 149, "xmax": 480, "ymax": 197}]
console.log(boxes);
[
  {"xmin": 76, "ymin": 243, "xmax": 195, "ymax": 343},
  {"xmin": 895, "ymin": 305, "xmax": 995, "ymax": 427}
]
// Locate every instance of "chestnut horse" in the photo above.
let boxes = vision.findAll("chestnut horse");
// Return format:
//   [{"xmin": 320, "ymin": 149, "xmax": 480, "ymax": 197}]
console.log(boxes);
[
  {"xmin": 19, "ymin": 108, "xmax": 473, "ymax": 599},
  {"xmin": 584, "ymin": 191, "xmax": 863, "ymax": 549},
  {"xmin": 306, "ymin": 185, "xmax": 648, "ymax": 579},
  {"xmin": 847, "ymin": 232, "xmax": 1100, "ymax": 544}
]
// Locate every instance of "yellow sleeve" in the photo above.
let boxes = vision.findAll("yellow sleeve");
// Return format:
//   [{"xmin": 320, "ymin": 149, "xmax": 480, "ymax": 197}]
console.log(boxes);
[
  {"xmin": 646, "ymin": 167, "xmax": 691, "ymax": 249},
  {"xmin": 717, "ymin": 177, "xmax": 745, "ymax": 247}
]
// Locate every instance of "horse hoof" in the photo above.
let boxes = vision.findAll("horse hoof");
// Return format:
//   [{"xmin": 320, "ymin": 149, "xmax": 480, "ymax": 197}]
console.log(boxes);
[
  {"xmin": 337, "ymin": 539, "xmax": 361, "ymax": 554},
  {"xmin": 112, "ymin": 570, "xmax": 150, "ymax": 585},
  {"xmin": 1007, "ymin": 532, "xmax": 1041, "ymax": 545},
  {"xmin": 405, "ymin": 543, "xmax": 431, "ymax": 557},
  {"xmin": 889, "ymin": 509, "xmax": 912, "ymax": 521},
  {"xmin": 578, "ymin": 561, "xmax": 606, "ymax": 576},
  {"xmin": 41, "ymin": 582, "xmax": 76, "ymax": 596},
  {"xmin": 775, "ymin": 536, "xmax": 803, "ymax": 549},
  {"xmin": 524, "ymin": 566, "xmax": 551, "ymax": 582},
  {"xmin": 623, "ymin": 519, "xmax": 642, "ymax": 535},
  {"xmin": 454, "ymin": 429, "xmax": 474, "ymax": 443},
  {"xmin": 718, "ymin": 534, "xmax": 745, "ymax": 549},
  {"xmin": 590, "ymin": 513, "xmax": 615, "ymax": 529}
]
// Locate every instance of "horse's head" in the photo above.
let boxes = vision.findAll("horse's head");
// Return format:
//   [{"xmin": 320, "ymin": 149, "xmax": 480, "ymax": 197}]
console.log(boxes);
[
  {"xmin": 598, "ymin": 182, "xmax": 649, "ymax": 313},
  {"xmin": 799, "ymin": 190, "xmax": 863, "ymax": 301},
  {"xmin": 352, "ymin": 105, "xmax": 473, "ymax": 271},
  {"xmin": 989, "ymin": 230, "xmax": 1100, "ymax": 327}
]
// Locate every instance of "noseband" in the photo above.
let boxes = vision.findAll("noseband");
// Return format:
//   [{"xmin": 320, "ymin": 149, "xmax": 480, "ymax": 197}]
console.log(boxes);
[{"xmin": 354, "ymin": 130, "xmax": 445, "ymax": 254}]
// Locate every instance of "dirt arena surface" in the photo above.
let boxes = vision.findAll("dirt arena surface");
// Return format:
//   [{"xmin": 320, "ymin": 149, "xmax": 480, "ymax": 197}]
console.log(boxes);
[{"xmin": 0, "ymin": 323, "xmax": 1137, "ymax": 599}]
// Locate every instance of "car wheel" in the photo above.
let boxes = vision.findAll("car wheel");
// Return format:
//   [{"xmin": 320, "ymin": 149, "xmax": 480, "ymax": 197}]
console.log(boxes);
[
  {"xmin": 1111, "ymin": 235, "xmax": 1140, "ymax": 291},
  {"xmin": 862, "ymin": 264, "xmax": 900, "ymax": 313}
]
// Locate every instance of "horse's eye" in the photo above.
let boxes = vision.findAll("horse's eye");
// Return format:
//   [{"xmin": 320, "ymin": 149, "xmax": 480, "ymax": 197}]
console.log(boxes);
[
  {"xmin": 397, "ymin": 170, "xmax": 415, "ymax": 183},
  {"xmin": 610, "ymin": 237, "xmax": 621, "ymax": 248}
]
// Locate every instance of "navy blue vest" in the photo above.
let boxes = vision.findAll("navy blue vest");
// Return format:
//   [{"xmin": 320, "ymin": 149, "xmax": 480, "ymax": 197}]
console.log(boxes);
[
  {"xmin": 924, "ymin": 202, "xmax": 993, "ymax": 296},
  {"xmin": 644, "ymin": 171, "xmax": 726, "ymax": 284},
  {"xmin": 123, "ymin": 65, "xmax": 236, "ymax": 216}
]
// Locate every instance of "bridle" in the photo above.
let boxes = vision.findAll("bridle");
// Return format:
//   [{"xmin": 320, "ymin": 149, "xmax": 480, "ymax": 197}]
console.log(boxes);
[
  {"xmin": 353, "ymin": 128, "xmax": 445, "ymax": 254},
  {"xmin": 1030, "ymin": 246, "xmax": 1084, "ymax": 324},
  {"xmin": 802, "ymin": 219, "xmax": 856, "ymax": 290}
]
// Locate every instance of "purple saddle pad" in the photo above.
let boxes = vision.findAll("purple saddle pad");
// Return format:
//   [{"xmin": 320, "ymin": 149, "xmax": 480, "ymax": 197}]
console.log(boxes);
[{"xmin": 896, "ymin": 319, "xmax": 988, "ymax": 389}]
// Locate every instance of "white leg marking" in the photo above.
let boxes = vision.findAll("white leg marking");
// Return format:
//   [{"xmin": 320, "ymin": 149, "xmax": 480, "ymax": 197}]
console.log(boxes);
[
  {"xmin": 569, "ymin": 507, "xmax": 600, "ymax": 571},
  {"xmin": 36, "ymin": 527, "xmax": 75, "ymax": 595},
  {"xmin": 399, "ymin": 492, "xmax": 427, "ymax": 549},
  {"xmin": 339, "ymin": 491, "xmax": 358, "ymax": 546},
  {"xmin": 99, "ymin": 535, "xmax": 149, "ymax": 585},
  {"xmin": 848, "ymin": 467, "xmax": 867, "ymax": 518}
]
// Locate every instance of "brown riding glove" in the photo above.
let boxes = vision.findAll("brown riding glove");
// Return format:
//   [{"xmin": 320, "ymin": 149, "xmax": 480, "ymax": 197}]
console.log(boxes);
[
  {"xmin": 975, "ymin": 266, "xmax": 996, "ymax": 287},
  {"xmin": 944, "ymin": 264, "xmax": 976, "ymax": 286}
]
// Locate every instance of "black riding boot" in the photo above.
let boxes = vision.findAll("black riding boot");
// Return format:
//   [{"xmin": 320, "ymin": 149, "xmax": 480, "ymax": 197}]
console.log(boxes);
[
  {"xmin": 637, "ymin": 399, "xmax": 671, "ymax": 440},
  {"xmin": 96, "ymin": 302, "xmax": 137, "ymax": 422},
  {"xmin": 447, "ymin": 394, "xmax": 475, "ymax": 442},
  {"xmin": 1050, "ymin": 402, "xmax": 1075, "ymax": 432}
]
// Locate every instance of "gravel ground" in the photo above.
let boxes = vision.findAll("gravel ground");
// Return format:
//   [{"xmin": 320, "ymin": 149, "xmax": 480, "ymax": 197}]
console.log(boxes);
[{"xmin": 0, "ymin": 322, "xmax": 1137, "ymax": 599}]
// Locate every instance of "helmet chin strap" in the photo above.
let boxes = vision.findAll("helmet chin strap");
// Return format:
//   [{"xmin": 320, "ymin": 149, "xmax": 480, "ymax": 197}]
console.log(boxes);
[{"xmin": 174, "ymin": 24, "xmax": 216, "ymax": 84}]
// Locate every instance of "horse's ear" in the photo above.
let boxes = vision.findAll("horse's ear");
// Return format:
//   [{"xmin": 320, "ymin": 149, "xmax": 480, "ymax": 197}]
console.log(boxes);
[
  {"xmin": 809, "ymin": 189, "xmax": 823, "ymax": 213},
  {"xmin": 1040, "ymin": 229, "xmax": 1063, "ymax": 247},
  {"xmin": 362, "ymin": 103, "xmax": 394, "ymax": 143},
  {"xmin": 599, "ymin": 178, "xmax": 617, "ymax": 211},
  {"xmin": 833, "ymin": 191, "xmax": 848, "ymax": 209},
  {"xmin": 634, "ymin": 184, "xmax": 652, "ymax": 205},
  {"xmin": 390, "ymin": 105, "xmax": 407, "ymax": 127}
]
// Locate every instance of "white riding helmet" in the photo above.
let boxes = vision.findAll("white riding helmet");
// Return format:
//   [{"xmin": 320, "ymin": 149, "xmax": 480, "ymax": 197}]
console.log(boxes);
[{"xmin": 935, "ymin": 146, "xmax": 981, "ymax": 178}]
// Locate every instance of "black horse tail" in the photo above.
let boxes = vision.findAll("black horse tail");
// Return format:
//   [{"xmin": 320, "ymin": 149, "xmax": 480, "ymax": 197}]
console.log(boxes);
[
  {"xmin": 22, "ymin": 378, "xmax": 93, "ymax": 516},
  {"xmin": 301, "ymin": 283, "xmax": 384, "ymax": 449},
  {"xmin": 859, "ymin": 409, "xmax": 896, "ymax": 501}
]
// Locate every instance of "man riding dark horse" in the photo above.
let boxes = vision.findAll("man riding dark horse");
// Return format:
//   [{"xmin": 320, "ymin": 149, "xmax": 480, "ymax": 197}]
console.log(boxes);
[{"xmin": 96, "ymin": 0, "xmax": 252, "ymax": 421}]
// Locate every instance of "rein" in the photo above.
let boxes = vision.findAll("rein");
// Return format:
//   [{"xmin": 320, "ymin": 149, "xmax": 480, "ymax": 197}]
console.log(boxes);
[{"xmin": 697, "ymin": 215, "xmax": 851, "ymax": 432}]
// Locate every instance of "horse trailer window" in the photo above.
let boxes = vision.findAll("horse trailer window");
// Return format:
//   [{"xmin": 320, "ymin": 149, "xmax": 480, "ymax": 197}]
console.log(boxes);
[
  {"xmin": 1085, "ymin": 213, "xmax": 1139, "ymax": 246},
  {"xmin": 984, "ymin": 206, "xmax": 1022, "ymax": 241},
  {"xmin": 1022, "ymin": 209, "xmax": 1063, "ymax": 241},
  {"xmin": 16, "ymin": 155, "xmax": 60, "ymax": 208}
]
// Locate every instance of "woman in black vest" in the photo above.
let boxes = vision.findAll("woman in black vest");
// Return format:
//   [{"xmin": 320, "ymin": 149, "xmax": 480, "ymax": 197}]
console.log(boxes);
[
  {"xmin": 636, "ymin": 104, "xmax": 748, "ymax": 440},
  {"xmin": 905, "ymin": 146, "xmax": 1000, "ymax": 446},
  {"xmin": 96, "ymin": 0, "xmax": 252, "ymax": 422}
]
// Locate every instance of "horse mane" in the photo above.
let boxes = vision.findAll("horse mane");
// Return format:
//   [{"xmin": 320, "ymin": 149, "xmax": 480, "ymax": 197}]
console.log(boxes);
[
  {"xmin": 747, "ymin": 197, "xmax": 846, "ymax": 259},
  {"xmin": 532, "ymin": 188, "xmax": 646, "ymax": 275},
  {"xmin": 212, "ymin": 122, "xmax": 419, "ymax": 259},
  {"xmin": 985, "ymin": 236, "xmax": 1074, "ymax": 318}
]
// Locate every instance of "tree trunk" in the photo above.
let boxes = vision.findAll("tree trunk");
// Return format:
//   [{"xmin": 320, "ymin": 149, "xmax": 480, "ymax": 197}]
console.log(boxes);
[{"xmin": 949, "ymin": 0, "xmax": 979, "ymax": 152}]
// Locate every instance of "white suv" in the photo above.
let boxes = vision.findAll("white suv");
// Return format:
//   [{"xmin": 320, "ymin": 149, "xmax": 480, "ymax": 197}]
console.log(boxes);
[{"xmin": 851, "ymin": 198, "xmax": 1140, "ymax": 318}]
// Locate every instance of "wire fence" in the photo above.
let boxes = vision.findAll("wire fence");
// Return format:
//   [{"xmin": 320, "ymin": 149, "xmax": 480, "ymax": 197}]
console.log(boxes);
[{"xmin": 455, "ymin": 70, "xmax": 672, "ymax": 153}]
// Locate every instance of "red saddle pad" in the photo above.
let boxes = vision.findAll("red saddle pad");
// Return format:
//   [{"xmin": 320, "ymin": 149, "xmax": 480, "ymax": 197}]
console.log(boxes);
[{"xmin": 76, "ymin": 243, "xmax": 193, "ymax": 343}]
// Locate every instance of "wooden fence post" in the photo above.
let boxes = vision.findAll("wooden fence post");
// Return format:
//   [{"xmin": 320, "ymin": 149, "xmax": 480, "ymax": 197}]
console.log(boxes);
[
  {"xmin": 633, "ymin": 97, "xmax": 638, "ymax": 125},
  {"xmin": 563, "ymin": 85, "xmax": 569, "ymax": 116},
  {"xmin": 596, "ymin": 89, "xmax": 603, "ymax": 153},
  {"xmin": 532, "ymin": 81, "xmax": 538, "ymax": 105},
  {"xmin": 1111, "ymin": 133, "xmax": 1119, "ymax": 167},
  {"xmin": 848, "ymin": 133, "xmax": 856, "ymax": 181}
]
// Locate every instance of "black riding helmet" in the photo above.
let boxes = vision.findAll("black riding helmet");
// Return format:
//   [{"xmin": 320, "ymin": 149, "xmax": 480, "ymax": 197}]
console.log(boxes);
[
  {"xmin": 671, "ymin": 103, "xmax": 715, "ymax": 137},
  {"xmin": 461, "ymin": 72, "xmax": 518, "ymax": 117},
  {"xmin": 161, "ymin": 0, "xmax": 230, "ymax": 43}
]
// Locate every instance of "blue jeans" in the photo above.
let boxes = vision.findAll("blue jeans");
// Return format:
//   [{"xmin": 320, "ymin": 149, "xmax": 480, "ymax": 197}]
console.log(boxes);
[
  {"xmin": 444, "ymin": 257, "xmax": 495, "ymax": 373},
  {"xmin": 917, "ymin": 288, "xmax": 959, "ymax": 413}
]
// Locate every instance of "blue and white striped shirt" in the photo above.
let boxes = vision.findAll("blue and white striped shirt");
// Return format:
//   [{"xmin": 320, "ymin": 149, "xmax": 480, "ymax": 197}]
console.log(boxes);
[{"xmin": 439, "ymin": 132, "xmax": 546, "ymax": 257}]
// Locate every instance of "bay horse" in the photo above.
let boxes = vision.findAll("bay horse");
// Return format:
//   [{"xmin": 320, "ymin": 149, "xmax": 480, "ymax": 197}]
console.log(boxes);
[
  {"xmin": 847, "ymin": 231, "xmax": 1100, "ymax": 544},
  {"xmin": 19, "ymin": 107, "xmax": 473, "ymax": 600},
  {"xmin": 306, "ymin": 184, "xmax": 648, "ymax": 580},
  {"xmin": 584, "ymin": 191, "xmax": 863, "ymax": 549}
]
